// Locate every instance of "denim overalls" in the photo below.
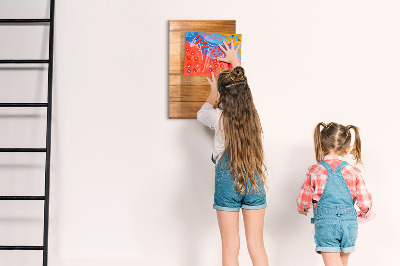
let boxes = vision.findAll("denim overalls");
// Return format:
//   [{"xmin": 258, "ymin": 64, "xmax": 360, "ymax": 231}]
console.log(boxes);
[
  {"xmin": 311, "ymin": 160, "xmax": 358, "ymax": 254},
  {"xmin": 211, "ymin": 151, "xmax": 267, "ymax": 212}
]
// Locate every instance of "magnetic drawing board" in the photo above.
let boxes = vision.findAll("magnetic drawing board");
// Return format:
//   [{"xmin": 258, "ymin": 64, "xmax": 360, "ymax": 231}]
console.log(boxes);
[{"xmin": 169, "ymin": 20, "xmax": 236, "ymax": 119}]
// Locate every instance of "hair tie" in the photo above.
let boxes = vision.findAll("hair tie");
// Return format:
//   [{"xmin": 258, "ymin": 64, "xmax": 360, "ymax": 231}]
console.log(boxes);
[{"xmin": 225, "ymin": 81, "xmax": 246, "ymax": 88}]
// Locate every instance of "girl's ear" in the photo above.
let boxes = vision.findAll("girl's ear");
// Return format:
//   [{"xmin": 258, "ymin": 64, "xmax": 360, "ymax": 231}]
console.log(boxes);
[{"xmin": 217, "ymin": 92, "xmax": 220, "ymax": 100}]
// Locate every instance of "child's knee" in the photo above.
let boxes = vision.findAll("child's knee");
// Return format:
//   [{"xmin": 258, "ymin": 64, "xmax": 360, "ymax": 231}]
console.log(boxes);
[
  {"xmin": 246, "ymin": 238, "xmax": 264, "ymax": 253},
  {"xmin": 222, "ymin": 238, "xmax": 240, "ymax": 252}
]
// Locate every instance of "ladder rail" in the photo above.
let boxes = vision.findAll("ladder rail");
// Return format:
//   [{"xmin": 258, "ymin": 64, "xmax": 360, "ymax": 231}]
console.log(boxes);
[{"xmin": 43, "ymin": 0, "xmax": 55, "ymax": 265}]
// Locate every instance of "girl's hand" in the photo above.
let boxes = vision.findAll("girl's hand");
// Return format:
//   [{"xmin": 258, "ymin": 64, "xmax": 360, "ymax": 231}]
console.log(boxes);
[
  {"xmin": 218, "ymin": 40, "xmax": 241, "ymax": 68},
  {"xmin": 205, "ymin": 72, "xmax": 218, "ymax": 105},
  {"xmin": 297, "ymin": 207, "xmax": 308, "ymax": 216},
  {"xmin": 206, "ymin": 71, "xmax": 218, "ymax": 93}
]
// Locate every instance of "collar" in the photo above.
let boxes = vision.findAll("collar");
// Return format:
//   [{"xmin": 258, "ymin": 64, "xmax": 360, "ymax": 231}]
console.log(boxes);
[{"xmin": 323, "ymin": 154, "xmax": 346, "ymax": 161}]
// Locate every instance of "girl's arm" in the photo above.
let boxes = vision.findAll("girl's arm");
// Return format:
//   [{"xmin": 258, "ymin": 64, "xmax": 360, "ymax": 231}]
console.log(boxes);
[
  {"xmin": 296, "ymin": 169, "xmax": 315, "ymax": 215},
  {"xmin": 197, "ymin": 72, "xmax": 220, "ymax": 129},
  {"xmin": 205, "ymin": 72, "xmax": 218, "ymax": 105},
  {"xmin": 355, "ymin": 170, "xmax": 373, "ymax": 218}
]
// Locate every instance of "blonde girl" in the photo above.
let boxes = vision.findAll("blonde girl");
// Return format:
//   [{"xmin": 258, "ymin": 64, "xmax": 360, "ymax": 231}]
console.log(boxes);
[{"xmin": 297, "ymin": 122, "xmax": 373, "ymax": 266}]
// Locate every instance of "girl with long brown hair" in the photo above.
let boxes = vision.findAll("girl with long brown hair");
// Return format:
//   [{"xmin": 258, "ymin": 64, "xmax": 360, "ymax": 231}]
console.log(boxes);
[
  {"xmin": 297, "ymin": 122, "xmax": 373, "ymax": 266},
  {"xmin": 197, "ymin": 40, "xmax": 268, "ymax": 266}
]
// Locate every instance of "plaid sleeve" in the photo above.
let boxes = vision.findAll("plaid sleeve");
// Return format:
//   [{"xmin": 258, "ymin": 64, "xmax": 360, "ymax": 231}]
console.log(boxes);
[
  {"xmin": 297, "ymin": 168, "xmax": 314, "ymax": 216},
  {"xmin": 354, "ymin": 167, "xmax": 373, "ymax": 218}
]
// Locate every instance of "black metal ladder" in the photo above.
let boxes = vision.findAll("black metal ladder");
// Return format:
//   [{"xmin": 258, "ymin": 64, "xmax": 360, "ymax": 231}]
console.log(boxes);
[{"xmin": 0, "ymin": 1, "xmax": 55, "ymax": 265}]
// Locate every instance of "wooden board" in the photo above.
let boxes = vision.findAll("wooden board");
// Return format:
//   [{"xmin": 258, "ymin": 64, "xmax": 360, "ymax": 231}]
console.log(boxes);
[{"xmin": 169, "ymin": 20, "xmax": 236, "ymax": 119}]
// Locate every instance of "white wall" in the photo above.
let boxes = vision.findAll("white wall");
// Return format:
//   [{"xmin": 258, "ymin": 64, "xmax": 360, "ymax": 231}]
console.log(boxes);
[{"xmin": 1, "ymin": 0, "xmax": 399, "ymax": 265}]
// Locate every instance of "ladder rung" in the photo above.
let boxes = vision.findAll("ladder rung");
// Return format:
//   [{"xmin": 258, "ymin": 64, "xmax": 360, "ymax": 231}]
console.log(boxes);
[
  {"xmin": 0, "ymin": 60, "xmax": 49, "ymax": 64},
  {"xmin": 0, "ymin": 196, "xmax": 45, "ymax": 200},
  {"xmin": 0, "ymin": 148, "xmax": 46, "ymax": 152},
  {"xmin": 0, "ymin": 19, "xmax": 50, "ymax": 23},
  {"xmin": 0, "ymin": 246, "xmax": 44, "ymax": 250},
  {"xmin": 0, "ymin": 103, "xmax": 48, "ymax": 107}
]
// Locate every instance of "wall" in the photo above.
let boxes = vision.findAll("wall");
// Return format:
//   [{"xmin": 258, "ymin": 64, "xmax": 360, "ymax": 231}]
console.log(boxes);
[{"xmin": 1, "ymin": 0, "xmax": 399, "ymax": 265}]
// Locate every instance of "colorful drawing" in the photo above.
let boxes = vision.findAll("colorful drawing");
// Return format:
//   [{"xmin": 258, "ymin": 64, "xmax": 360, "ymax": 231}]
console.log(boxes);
[{"xmin": 184, "ymin": 32, "xmax": 242, "ymax": 76}]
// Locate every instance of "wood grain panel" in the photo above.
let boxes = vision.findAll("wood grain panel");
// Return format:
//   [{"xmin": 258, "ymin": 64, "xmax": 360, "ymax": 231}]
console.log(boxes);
[
  {"xmin": 169, "ymin": 73, "xmax": 209, "ymax": 86},
  {"xmin": 169, "ymin": 85, "xmax": 210, "ymax": 102},
  {"xmin": 169, "ymin": 101, "xmax": 205, "ymax": 119},
  {"xmin": 169, "ymin": 20, "xmax": 236, "ymax": 119}
]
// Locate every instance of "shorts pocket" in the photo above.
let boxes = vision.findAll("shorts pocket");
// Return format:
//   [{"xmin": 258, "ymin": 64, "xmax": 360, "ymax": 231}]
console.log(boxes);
[
  {"xmin": 314, "ymin": 218, "xmax": 340, "ymax": 247},
  {"xmin": 215, "ymin": 171, "xmax": 236, "ymax": 193},
  {"xmin": 214, "ymin": 170, "xmax": 240, "ymax": 208}
]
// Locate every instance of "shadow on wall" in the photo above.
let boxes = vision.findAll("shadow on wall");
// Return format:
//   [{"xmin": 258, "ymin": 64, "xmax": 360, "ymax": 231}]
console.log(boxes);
[
  {"xmin": 166, "ymin": 20, "xmax": 170, "ymax": 119},
  {"xmin": 172, "ymin": 122, "xmax": 216, "ymax": 266}
]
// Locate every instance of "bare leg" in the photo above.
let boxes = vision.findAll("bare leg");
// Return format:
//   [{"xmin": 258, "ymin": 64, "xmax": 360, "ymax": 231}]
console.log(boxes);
[
  {"xmin": 340, "ymin": 252, "xmax": 351, "ymax": 266},
  {"xmin": 216, "ymin": 210, "xmax": 240, "ymax": 266},
  {"xmin": 321, "ymin": 252, "xmax": 343, "ymax": 266},
  {"xmin": 242, "ymin": 208, "xmax": 269, "ymax": 266}
]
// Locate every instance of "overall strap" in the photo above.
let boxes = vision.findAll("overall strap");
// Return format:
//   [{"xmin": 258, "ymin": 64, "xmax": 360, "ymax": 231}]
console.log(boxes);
[
  {"xmin": 313, "ymin": 159, "xmax": 355, "ymax": 219},
  {"xmin": 215, "ymin": 149, "xmax": 229, "ymax": 169},
  {"xmin": 211, "ymin": 154, "xmax": 216, "ymax": 164},
  {"xmin": 334, "ymin": 161, "xmax": 349, "ymax": 173},
  {"xmin": 318, "ymin": 160, "xmax": 333, "ymax": 174}
]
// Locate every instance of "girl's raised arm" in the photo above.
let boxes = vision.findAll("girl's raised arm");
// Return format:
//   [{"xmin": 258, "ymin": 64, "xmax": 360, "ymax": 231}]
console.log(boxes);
[{"xmin": 197, "ymin": 71, "xmax": 220, "ymax": 129}]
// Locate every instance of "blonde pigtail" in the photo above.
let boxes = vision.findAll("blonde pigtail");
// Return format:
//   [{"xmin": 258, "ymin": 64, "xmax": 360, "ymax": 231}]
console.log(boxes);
[
  {"xmin": 347, "ymin": 125, "xmax": 362, "ymax": 164},
  {"xmin": 314, "ymin": 122, "xmax": 326, "ymax": 162}
]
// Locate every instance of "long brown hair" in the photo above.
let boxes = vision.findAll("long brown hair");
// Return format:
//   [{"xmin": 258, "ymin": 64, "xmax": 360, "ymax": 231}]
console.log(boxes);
[
  {"xmin": 314, "ymin": 122, "xmax": 362, "ymax": 164},
  {"xmin": 217, "ymin": 66, "xmax": 267, "ymax": 194}
]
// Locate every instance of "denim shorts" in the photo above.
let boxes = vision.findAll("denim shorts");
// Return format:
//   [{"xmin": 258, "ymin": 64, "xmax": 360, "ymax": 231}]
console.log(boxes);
[
  {"xmin": 213, "ymin": 154, "xmax": 267, "ymax": 212},
  {"xmin": 313, "ymin": 209, "xmax": 358, "ymax": 253}
]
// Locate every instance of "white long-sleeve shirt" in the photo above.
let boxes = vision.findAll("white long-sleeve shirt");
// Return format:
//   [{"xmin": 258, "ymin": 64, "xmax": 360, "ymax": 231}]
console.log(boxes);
[{"xmin": 197, "ymin": 103, "xmax": 225, "ymax": 163}]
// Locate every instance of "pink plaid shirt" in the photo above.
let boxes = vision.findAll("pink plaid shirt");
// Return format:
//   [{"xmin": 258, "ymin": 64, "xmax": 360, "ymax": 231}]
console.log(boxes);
[{"xmin": 297, "ymin": 155, "xmax": 372, "ymax": 218}]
